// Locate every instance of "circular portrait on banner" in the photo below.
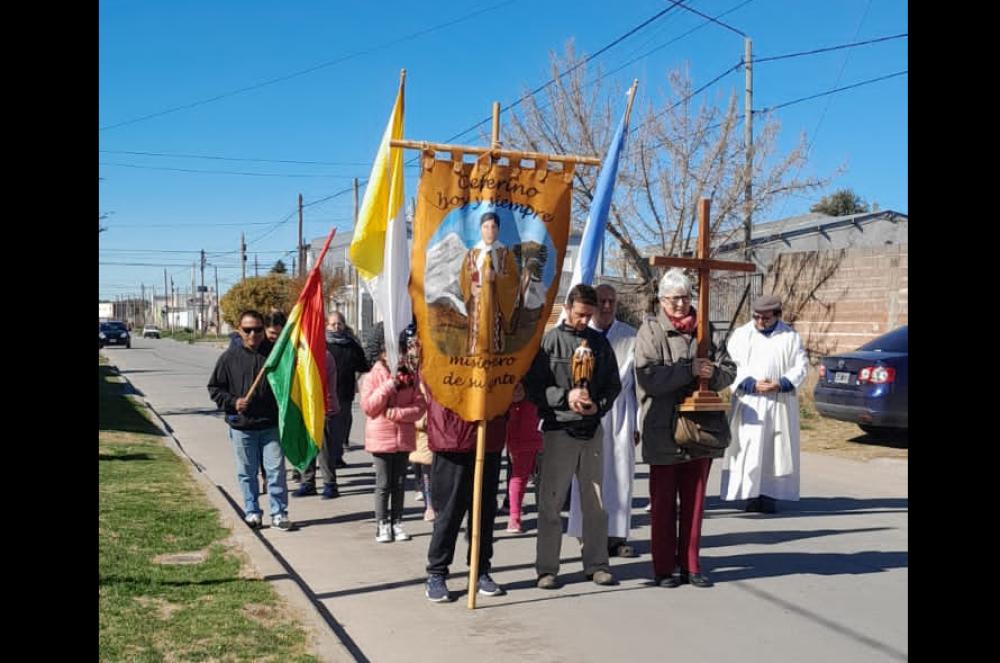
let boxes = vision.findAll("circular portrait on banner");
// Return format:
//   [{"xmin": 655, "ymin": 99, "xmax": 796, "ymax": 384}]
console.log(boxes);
[{"xmin": 423, "ymin": 201, "xmax": 556, "ymax": 357}]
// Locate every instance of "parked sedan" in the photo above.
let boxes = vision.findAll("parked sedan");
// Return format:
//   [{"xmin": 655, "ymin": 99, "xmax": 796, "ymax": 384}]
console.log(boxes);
[
  {"xmin": 99, "ymin": 320, "xmax": 131, "ymax": 349},
  {"xmin": 813, "ymin": 325, "xmax": 907, "ymax": 434},
  {"xmin": 142, "ymin": 325, "xmax": 161, "ymax": 339}
]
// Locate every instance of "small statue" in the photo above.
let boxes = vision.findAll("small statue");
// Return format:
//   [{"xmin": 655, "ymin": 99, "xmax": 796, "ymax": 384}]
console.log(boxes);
[{"xmin": 571, "ymin": 339, "xmax": 594, "ymax": 392}]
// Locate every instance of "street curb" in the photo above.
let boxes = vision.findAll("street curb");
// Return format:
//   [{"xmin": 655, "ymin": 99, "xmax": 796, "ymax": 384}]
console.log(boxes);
[{"xmin": 119, "ymin": 383, "xmax": 357, "ymax": 663}]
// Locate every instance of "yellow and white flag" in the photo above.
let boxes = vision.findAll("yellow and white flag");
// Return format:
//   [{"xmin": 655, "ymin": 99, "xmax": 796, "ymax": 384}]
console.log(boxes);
[{"xmin": 349, "ymin": 73, "xmax": 410, "ymax": 372}]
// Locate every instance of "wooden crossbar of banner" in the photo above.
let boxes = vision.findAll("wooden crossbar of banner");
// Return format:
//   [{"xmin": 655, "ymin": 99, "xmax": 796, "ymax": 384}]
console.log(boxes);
[{"xmin": 390, "ymin": 138, "xmax": 602, "ymax": 166}]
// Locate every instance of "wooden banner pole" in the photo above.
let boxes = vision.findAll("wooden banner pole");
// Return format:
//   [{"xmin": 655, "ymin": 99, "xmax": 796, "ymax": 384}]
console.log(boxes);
[
  {"xmin": 467, "ymin": 420, "xmax": 487, "ymax": 609},
  {"xmin": 243, "ymin": 364, "xmax": 267, "ymax": 401},
  {"xmin": 491, "ymin": 101, "xmax": 501, "ymax": 150}
]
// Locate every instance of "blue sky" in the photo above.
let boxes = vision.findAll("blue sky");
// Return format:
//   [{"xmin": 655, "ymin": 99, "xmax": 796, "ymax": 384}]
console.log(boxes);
[{"xmin": 99, "ymin": 0, "xmax": 907, "ymax": 300}]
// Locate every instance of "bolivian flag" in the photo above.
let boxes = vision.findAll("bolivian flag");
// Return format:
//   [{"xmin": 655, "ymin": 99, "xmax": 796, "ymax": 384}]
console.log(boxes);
[
  {"xmin": 349, "ymin": 70, "xmax": 411, "ymax": 372},
  {"xmin": 265, "ymin": 228, "xmax": 337, "ymax": 471}
]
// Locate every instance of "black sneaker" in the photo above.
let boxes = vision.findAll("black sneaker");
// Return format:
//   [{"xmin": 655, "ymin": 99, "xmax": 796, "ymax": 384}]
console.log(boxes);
[
  {"xmin": 321, "ymin": 484, "xmax": 340, "ymax": 499},
  {"xmin": 292, "ymin": 483, "xmax": 316, "ymax": 497},
  {"xmin": 477, "ymin": 574, "xmax": 505, "ymax": 597},
  {"xmin": 425, "ymin": 574, "xmax": 450, "ymax": 602}
]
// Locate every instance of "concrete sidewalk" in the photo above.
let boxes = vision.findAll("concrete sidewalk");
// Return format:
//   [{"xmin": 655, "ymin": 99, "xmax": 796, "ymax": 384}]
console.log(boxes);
[{"xmin": 105, "ymin": 339, "xmax": 908, "ymax": 663}]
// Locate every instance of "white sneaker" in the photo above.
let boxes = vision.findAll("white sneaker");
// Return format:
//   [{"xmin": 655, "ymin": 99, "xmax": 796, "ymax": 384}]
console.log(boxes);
[
  {"xmin": 392, "ymin": 522, "xmax": 411, "ymax": 542},
  {"xmin": 244, "ymin": 512, "xmax": 262, "ymax": 529},
  {"xmin": 271, "ymin": 514, "xmax": 293, "ymax": 531},
  {"xmin": 375, "ymin": 520, "xmax": 393, "ymax": 543}
]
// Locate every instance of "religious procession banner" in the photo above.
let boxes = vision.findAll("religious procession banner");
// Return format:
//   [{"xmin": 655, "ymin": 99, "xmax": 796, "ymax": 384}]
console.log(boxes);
[{"xmin": 410, "ymin": 154, "xmax": 574, "ymax": 422}]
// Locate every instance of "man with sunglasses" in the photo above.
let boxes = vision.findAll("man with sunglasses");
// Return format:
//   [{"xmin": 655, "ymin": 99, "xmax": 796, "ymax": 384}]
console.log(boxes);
[
  {"xmin": 720, "ymin": 295, "xmax": 808, "ymax": 514},
  {"xmin": 208, "ymin": 309, "xmax": 292, "ymax": 530}
]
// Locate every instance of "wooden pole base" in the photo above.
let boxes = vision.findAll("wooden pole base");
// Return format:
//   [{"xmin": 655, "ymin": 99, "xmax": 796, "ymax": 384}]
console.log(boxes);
[{"xmin": 678, "ymin": 390, "xmax": 730, "ymax": 412}]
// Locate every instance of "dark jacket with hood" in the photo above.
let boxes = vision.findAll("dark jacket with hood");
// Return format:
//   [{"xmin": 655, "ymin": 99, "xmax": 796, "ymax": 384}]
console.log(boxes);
[
  {"xmin": 207, "ymin": 343, "xmax": 279, "ymax": 430},
  {"xmin": 526, "ymin": 321, "xmax": 621, "ymax": 439},
  {"xmin": 326, "ymin": 329, "xmax": 369, "ymax": 402}
]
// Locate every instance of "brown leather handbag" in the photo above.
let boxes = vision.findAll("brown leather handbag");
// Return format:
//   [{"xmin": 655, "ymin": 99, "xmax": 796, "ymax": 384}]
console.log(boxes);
[{"xmin": 673, "ymin": 409, "xmax": 731, "ymax": 453}]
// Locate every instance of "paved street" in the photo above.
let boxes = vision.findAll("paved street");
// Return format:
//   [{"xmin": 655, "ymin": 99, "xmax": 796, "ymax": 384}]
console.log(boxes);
[{"xmin": 102, "ymin": 338, "xmax": 908, "ymax": 663}]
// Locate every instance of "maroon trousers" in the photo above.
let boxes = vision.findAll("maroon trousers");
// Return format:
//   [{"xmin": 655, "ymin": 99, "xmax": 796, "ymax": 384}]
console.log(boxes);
[{"xmin": 649, "ymin": 458, "xmax": 712, "ymax": 576}]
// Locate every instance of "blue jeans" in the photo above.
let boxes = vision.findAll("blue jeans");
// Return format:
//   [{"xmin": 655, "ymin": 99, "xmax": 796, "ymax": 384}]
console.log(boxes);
[{"xmin": 229, "ymin": 426, "xmax": 287, "ymax": 517}]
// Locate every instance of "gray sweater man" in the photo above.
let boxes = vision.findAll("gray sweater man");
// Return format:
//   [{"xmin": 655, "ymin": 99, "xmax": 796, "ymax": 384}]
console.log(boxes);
[{"xmin": 526, "ymin": 284, "xmax": 621, "ymax": 589}]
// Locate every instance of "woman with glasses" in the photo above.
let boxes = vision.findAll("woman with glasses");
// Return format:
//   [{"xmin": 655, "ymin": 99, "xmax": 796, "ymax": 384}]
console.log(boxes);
[
  {"xmin": 720, "ymin": 294, "xmax": 808, "ymax": 514},
  {"xmin": 634, "ymin": 269, "xmax": 735, "ymax": 588}
]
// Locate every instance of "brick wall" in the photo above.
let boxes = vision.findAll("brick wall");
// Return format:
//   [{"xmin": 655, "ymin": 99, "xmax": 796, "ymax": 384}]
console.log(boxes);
[{"xmin": 766, "ymin": 245, "xmax": 908, "ymax": 358}]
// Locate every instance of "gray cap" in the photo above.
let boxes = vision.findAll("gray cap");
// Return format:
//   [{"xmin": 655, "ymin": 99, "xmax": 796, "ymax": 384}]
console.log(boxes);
[{"xmin": 752, "ymin": 294, "xmax": 782, "ymax": 313}]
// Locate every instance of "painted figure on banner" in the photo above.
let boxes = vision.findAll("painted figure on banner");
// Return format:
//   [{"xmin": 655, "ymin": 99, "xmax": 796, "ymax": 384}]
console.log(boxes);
[
  {"xmin": 411, "ymin": 157, "xmax": 574, "ymax": 423},
  {"xmin": 458, "ymin": 211, "xmax": 520, "ymax": 355},
  {"xmin": 422, "ymin": 203, "xmax": 557, "ymax": 359}
]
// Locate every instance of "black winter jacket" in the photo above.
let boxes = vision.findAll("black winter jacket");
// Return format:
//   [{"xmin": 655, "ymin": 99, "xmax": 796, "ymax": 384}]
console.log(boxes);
[
  {"xmin": 326, "ymin": 333, "xmax": 369, "ymax": 402},
  {"xmin": 207, "ymin": 344, "xmax": 279, "ymax": 430},
  {"xmin": 526, "ymin": 322, "xmax": 621, "ymax": 439}
]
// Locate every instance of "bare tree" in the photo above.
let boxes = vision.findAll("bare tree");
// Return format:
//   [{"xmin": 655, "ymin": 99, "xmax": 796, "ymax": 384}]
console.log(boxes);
[{"xmin": 505, "ymin": 43, "xmax": 830, "ymax": 294}]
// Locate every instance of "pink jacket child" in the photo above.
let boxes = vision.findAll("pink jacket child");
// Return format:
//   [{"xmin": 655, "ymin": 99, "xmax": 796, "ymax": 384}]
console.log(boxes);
[
  {"xmin": 360, "ymin": 357, "xmax": 428, "ymax": 543},
  {"xmin": 361, "ymin": 360, "xmax": 426, "ymax": 453},
  {"xmin": 504, "ymin": 382, "xmax": 542, "ymax": 533}
]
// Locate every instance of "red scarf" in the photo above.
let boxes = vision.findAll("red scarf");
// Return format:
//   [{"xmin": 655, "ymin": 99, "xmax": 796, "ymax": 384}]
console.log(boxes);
[{"xmin": 667, "ymin": 310, "xmax": 697, "ymax": 334}]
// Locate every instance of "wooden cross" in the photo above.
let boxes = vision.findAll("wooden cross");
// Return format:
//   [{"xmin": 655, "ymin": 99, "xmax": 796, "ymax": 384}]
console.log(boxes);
[{"xmin": 649, "ymin": 198, "xmax": 755, "ymax": 412}]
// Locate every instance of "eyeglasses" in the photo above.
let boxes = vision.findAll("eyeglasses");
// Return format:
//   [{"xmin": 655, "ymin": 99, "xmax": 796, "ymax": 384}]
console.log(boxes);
[
  {"xmin": 660, "ymin": 295, "xmax": 691, "ymax": 303},
  {"xmin": 241, "ymin": 326, "xmax": 264, "ymax": 334}
]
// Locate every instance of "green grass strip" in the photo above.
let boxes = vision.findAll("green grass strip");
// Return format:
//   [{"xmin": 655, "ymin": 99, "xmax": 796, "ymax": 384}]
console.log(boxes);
[{"xmin": 99, "ymin": 358, "xmax": 317, "ymax": 662}]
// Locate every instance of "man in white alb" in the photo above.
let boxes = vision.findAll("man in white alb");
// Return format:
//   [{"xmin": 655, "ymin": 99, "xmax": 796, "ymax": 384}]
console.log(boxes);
[{"xmin": 720, "ymin": 295, "xmax": 808, "ymax": 513}]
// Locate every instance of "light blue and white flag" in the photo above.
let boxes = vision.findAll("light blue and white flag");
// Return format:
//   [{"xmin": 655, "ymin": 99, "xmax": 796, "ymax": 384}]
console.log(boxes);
[{"xmin": 567, "ymin": 91, "xmax": 633, "ymax": 292}]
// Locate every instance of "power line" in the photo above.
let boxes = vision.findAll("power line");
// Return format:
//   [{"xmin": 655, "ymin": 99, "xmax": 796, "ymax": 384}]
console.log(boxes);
[
  {"xmin": 631, "ymin": 61, "xmax": 744, "ymax": 135},
  {"xmin": 103, "ymin": 217, "xmax": 352, "ymax": 228},
  {"xmin": 100, "ymin": 5, "xmax": 756, "ymax": 178},
  {"xmin": 100, "ymin": 248, "xmax": 292, "ymax": 255},
  {"xmin": 230, "ymin": 3, "xmax": 741, "ymax": 240},
  {"xmin": 754, "ymin": 70, "xmax": 907, "ymax": 114},
  {"xmin": 598, "ymin": 0, "xmax": 757, "ymax": 84},
  {"xmin": 673, "ymin": 0, "xmax": 747, "ymax": 37},
  {"xmin": 99, "ymin": 161, "xmax": 359, "ymax": 179},
  {"xmin": 756, "ymin": 33, "xmax": 907, "ymax": 64},
  {"xmin": 98, "ymin": 149, "xmax": 372, "ymax": 167},
  {"xmin": 437, "ymin": 1, "xmax": 686, "ymax": 145},
  {"xmin": 99, "ymin": 0, "xmax": 517, "ymax": 131},
  {"xmin": 106, "ymin": 221, "xmax": 284, "ymax": 228},
  {"xmin": 100, "ymin": 261, "xmax": 241, "ymax": 268}
]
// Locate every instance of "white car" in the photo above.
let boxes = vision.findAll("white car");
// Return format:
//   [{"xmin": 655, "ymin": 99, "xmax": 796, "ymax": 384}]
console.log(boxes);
[{"xmin": 142, "ymin": 326, "xmax": 161, "ymax": 339}]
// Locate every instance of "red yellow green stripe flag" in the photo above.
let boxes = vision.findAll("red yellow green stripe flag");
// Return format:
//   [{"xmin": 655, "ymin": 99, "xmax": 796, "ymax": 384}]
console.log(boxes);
[{"xmin": 265, "ymin": 228, "xmax": 337, "ymax": 471}]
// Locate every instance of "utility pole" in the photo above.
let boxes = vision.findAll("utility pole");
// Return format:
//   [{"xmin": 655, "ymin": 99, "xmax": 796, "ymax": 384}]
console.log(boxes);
[
  {"xmin": 163, "ymin": 269, "xmax": 169, "ymax": 327},
  {"xmin": 200, "ymin": 250, "xmax": 207, "ymax": 335},
  {"xmin": 743, "ymin": 36, "xmax": 753, "ymax": 261},
  {"xmin": 140, "ymin": 283, "xmax": 145, "ymax": 327},
  {"xmin": 214, "ymin": 266, "xmax": 221, "ymax": 336},
  {"xmin": 254, "ymin": 254, "xmax": 259, "ymax": 277},
  {"xmin": 298, "ymin": 193, "xmax": 305, "ymax": 277},
  {"xmin": 240, "ymin": 232, "xmax": 247, "ymax": 281},
  {"xmin": 191, "ymin": 263, "xmax": 197, "ymax": 332},
  {"xmin": 353, "ymin": 177, "xmax": 361, "ymax": 332},
  {"xmin": 170, "ymin": 278, "xmax": 175, "ymax": 332}
]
